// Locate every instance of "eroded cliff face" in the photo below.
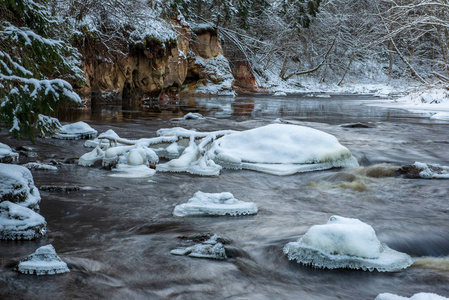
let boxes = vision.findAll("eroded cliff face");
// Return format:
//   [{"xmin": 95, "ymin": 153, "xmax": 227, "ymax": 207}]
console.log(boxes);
[{"xmin": 78, "ymin": 23, "xmax": 243, "ymax": 104}]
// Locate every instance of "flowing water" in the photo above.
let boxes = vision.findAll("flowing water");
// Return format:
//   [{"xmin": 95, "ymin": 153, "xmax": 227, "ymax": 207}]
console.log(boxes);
[{"xmin": 1, "ymin": 94, "xmax": 449, "ymax": 299}]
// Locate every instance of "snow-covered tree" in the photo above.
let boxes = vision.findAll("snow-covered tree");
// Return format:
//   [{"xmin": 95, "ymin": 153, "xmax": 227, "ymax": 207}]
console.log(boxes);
[{"xmin": 0, "ymin": 0, "xmax": 84, "ymax": 142}]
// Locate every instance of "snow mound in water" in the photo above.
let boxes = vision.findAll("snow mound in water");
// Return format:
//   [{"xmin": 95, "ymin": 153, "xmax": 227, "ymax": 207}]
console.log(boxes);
[
  {"xmin": 0, "ymin": 163, "xmax": 41, "ymax": 211},
  {"xmin": 17, "ymin": 244, "xmax": 69, "ymax": 275},
  {"xmin": 430, "ymin": 112, "xmax": 449, "ymax": 121},
  {"xmin": 184, "ymin": 112, "xmax": 204, "ymax": 120},
  {"xmin": 0, "ymin": 142, "xmax": 19, "ymax": 163},
  {"xmin": 0, "ymin": 201, "xmax": 46, "ymax": 240},
  {"xmin": 24, "ymin": 162, "xmax": 58, "ymax": 171},
  {"xmin": 109, "ymin": 164, "xmax": 156, "ymax": 178},
  {"xmin": 210, "ymin": 124, "xmax": 358, "ymax": 174},
  {"xmin": 283, "ymin": 216, "xmax": 413, "ymax": 272},
  {"xmin": 170, "ymin": 234, "xmax": 228, "ymax": 260},
  {"xmin": 376, "ymin": 292, "xmax": 449, "ymax": 300},
  {"xmin": 413, "ymin": 162, "xmax": 449, "ymax": 179},
  {"xmin": 53, "ymin": 121, "xmax": 97, "ymax": 140},
  {"xmin": 173, "ymin": 191, "xmax": 258, "ymax": 217}
]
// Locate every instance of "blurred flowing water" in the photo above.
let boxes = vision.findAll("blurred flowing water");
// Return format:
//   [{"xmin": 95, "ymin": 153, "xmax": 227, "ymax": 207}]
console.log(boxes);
[{"xmin": 1, "ymin": 94, "xmax": 449, "ymax": 299}]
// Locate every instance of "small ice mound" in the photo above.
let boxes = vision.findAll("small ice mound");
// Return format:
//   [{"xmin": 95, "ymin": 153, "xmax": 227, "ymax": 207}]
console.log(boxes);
[
  {"xmin": 78, "ymin": 146, "xmax": 105, "ymax": 166},
  {"xmin": 157, "ymin": 138, "xmax": 200, "ymax": 173},
  {"xmin": 186, "ymin": 156, "xmax": 222, "ymax": 176},
  {"xmin": 17, "ymin": 244, "xmax": 69, "ymax": 275},
  {"xmin": 24, "ymin": 162, "xmax": 58, "ymax": 171},
  {"xmin": 376, "ymin": 292, "xmax": 449, "ymax": 300},
  {"xmin": 84, "ymin": 129, "xmax": 120, "ymax": 148},
  {"xmin": 0, "ymin": 201, "xmax": 46, "ymax": 240},
  {"xmin": 210, "ymin": 124, "xmax": 358, "ymax": 175},
  {"xmin": 0, "ymin": 163, "xmax": 41, "ymax": 211},
  {"xmin": 0, "ymin": 142, "xmax": 19, "ymax": 163},
  {"xmin": 170, "ymin": 234, "xmax": 228, "ymax": 260},
  {"xmin": 399, "ymin": 162, "xmax": 449, "ymax": 179},
  {"xmin": 173, "ymin": 191, "xmax": 258, "ymax": 217},
  {"xmin": 53, "ymin": 121, "xmax": 97, "ymax": 140},
  {"xmin": 274, "ymin": 91, "xmax": 287, "ymax": 96},
  {"xmin": 184, "ymin": 112, "xmax": 204, "ymax": 120},
  {"xmin": 272, "ymin": 118, "xmax": 284, "ymax": 124},
  {"xmin": 283, "ymin": 216, "xmax": 413, "ymax": 272},
  {"xmin": 430, "ymin": 112, "xmax": 449, "ymax": 121},
  {"xmin": 108, "ymin": 164, "xmax": 156, "ymax": 178}
]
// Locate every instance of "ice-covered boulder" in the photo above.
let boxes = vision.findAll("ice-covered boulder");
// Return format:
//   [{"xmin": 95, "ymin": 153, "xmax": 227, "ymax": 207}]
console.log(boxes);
[
  {"xmin": 17, "ymin": 244, "xmax": 69, "ymax": 275},
  {"xmin": 53, "ymin": 121, "xmax": 97, "ymax": 140},
  {"xmin": 0, "ymin": 142, "xmax": 19, "ymax": 163},
  {"xmin": 209, "ymin": 124, "xmax": 358, "ymax": 175},
  {"xmin": 0, "ymin": 163, "xmax": 41, "ymax": 210},
  {"xmin": 24, "ymin": 162, "xmax": 58, "ymax": 171},
  {"xmin": 376, "ymin": 293, "xmax": 449, "ymax": 300},
  {"xmin": 109, "ymin": 164, "xmax": 156, "ymax": 178},
  {"xmin": 0, "ymin": 201, "xmax": 46, "ymax": 240},
  {"xmin": 184, "ymin": 112, "xmax": 204, "ymax": 120},
  {"xmin": 173, "ymin": 191, "xmax": 258, "ymax": 217},
  {"xmin": 283, "ymin": 216, "xmax": 413, "ymax": 272},
  {"xmin": 399, "ymin": 162, "xmax": 449, "ymax": 179},
  {"xmin": 171, "ymin": 234, "xmax": 228, "ymax": 260}
]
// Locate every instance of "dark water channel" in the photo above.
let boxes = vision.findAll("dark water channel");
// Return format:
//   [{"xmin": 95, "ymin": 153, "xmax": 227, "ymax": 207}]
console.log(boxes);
[{"xmin": 1, "ymin": 94, "xmax": 449, "ymax": 299}]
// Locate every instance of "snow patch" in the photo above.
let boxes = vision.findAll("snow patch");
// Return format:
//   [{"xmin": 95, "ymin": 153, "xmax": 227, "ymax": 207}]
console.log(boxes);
[
  {"xmin": 173, "ymin": 191, "xmax": 258, "ymax": 217},
  {"xmin": 17, "ymin": 244, "xmax": 69, "ymax": 275},
  {"xmin": 413, "ymin": 162, "xmax": 449, "ymax": 179},
  {"xmin": 53, "ymin": 121, "xmax": 97, "ymax": 140},
  {"xmin": 284, "ymin": 216, "xmax": 413, "ymax": 272},
  {"xmin": 376, "ymin": 293, "xmax": 449, "ymax": 300},
  {"xmin": 0, "ymin": 142, "xmax": 19, "ymax": 163}
]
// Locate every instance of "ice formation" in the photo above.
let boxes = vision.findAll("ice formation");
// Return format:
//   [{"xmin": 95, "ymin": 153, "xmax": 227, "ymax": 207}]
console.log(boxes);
[
  {"xmin": 17, "ymin": 244, "xmax": 69, "ymax": 275},
  {"xmin": 170, "ymin": 234, "xmax": 228, "ymax": 260},
  {"xmin": 79, "ymin": 124, "xmax": 358, "ymax": 177},
  {"xmin": 173, "ymin": 191, "xmax": 258, "ymax": 217},
  {"xmin": 412, "ymin": 162, "xmax": 449, "ymax": 179},
  {"xmin": 430, "ymin": 112, "xmax": 449, "ymax": 121},
  {"xmin": 0, "ymin": 142, "xmax": 19, "ymax": 163},
  {"xmin": 209, "ymin": 124, "xmax": 358, "ymax": 175},
  {"xmin": 283, "ymin": 216, "xmax": 413, "ymax": 272},
  {"xmin": 24, "ymin": 162, "xmax": 58, "ymax": 171},
  {"xmin": 0, "ymin": 201, "xmax": 47, "ymax": 240},
  {"xmin": 183, "ymin": 112, "xmax": 204, "ymax": 120},
  {"xmin": 376, "ymin": 293, "xmax": 449, "ymax": 300},
  {"xmin": 53, "ymin": 121, "xmax": 97, "ymax": 140},
  {"xmin": 0, "ymin": 163, "xmax": 41, "ymax": 210}
]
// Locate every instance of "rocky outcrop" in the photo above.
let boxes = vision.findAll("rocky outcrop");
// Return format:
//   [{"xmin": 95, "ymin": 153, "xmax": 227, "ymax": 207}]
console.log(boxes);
[{"xmin": 78, "ymin": 22, "xmax": 241, "ymax": 104}]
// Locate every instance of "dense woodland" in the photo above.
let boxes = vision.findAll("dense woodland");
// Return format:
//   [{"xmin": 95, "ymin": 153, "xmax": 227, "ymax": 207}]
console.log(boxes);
[{"xmin": 1, "ymin": 0, "xmax": 449, "ymax": 139}]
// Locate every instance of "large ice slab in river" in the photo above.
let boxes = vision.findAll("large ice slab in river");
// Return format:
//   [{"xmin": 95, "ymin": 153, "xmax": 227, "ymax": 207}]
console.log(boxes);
[
  {"xmin": 173, "ymin": 191, "xmax": 258, "ymax": 216},
  {"xmin": 376, "ymin": 292, "xmax": 449, "ymax": 300},
  {"xmin": 17, "ymin": 244, "xmax": 69, "ymax": 275},
  {"xmin": 0, "ymin": 163, "xmax": 41, "ymax": 210},
  {"xmin": 171, "ymin": 234, "xmax": 228, "ymax": 260},
  {"xmin": 210, "ymin": 124, "xmax": 358, "ymax": 175},
  {"xmin": 53, "ymin": 121, "xmax": 97, "ymax": 140},
  {"xmin": 283, "ymin": 216, "xmax": 413, "ymax": 272},
  {"xmin": 0, "ymin": 201, "xmax": 46, "ymax": 240}
]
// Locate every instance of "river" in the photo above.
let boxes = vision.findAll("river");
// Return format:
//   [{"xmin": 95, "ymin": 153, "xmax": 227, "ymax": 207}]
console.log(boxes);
[{"xmin": 1, "ymin": 94, "xmax": 449, "ymax": 299}]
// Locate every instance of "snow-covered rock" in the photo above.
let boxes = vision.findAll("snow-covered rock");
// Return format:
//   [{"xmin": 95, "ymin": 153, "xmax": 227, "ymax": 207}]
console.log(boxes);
[
  {"xmin": 192, "ymin": 55, "xmax": 236, "ymax": 96},
  {"xmin": 184, "ymin": 112, "xmax": 204, "ymax": 120},
  {"xmin": 53, "ymin": 121, "xmax": 97, "ymax": 140},
  {"xmin": 173, "ymin": 191, "xmax": 258, "ymax": 217},
  {"xmin": 170, "ymin": 234, "xmax": 228, "ymax": 260},
  {"xmin": 17, "ymin": 244, "xmax": 69, "ymax": 275},
  {"xmin": 0, "ymin": 142, "xmax": 19, "ymax": 163},
  {"xmin": 108, "ymin": 164, "xmax": 156, "ymax": 178},
  {"xmin": 274, "ymin": 91, "xmax": 287, "ymax": 96},
  {"xmin": 283, "ymin": 216, "xmax": 413, "ymax": 272},
  {"xmin": 0, "ymin": 201, "xmax": 46, "ymax": 240},
  {"xmin": 84, "ymin": 129, "xmax": 121, "ymax": 148},
  {"xmin": 0, "ymin": 163, "xmax": 41, "ymax": 210},
  {"xmin": 376, "ymin": 292, "xmax": 449, "ymax": 300},
  {"xmin": 399, "ymin": 162, "xmax": 449, "ymax": 179},
  {"xmin": 209, "ymin": 124, "xmax": 358, "ymax": 175},
  {"xmin": 24, "ymin": 162, "xmax": 58, "ymax": 171}
]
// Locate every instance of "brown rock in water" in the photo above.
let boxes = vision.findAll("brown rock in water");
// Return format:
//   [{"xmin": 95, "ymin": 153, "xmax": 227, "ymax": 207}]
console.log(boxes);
[{"xmin": 397, "ymin": 165, "xmax": 423, "ymax": 178}]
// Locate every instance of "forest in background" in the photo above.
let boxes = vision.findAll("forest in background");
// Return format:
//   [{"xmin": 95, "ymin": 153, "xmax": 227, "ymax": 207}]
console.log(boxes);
[{"xmin": 2, "ymin": 0, "xmax": 449, "ymax": 139}]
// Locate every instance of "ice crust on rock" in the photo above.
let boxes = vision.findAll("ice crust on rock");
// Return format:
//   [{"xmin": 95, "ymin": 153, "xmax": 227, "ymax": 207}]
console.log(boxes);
[
  {"xmin": 283, "ymin": 216, "xmax": 413, "ymax": 272},
  {"xmin": 184, "ymin": 112, "xmax": 204, "ymax": 120},
  {"xmin": 17, "ymin": 244, "xmax": 69, "ymax": 275},
  {"xmin": 79, "ymin": 124, "xmax": 357, "ymax": 177},
  {"xmin": 108, "ymin": 164, "xmax": 156, "ymax": 178},
  {"xmin": 0, "ymin": 163, "xmax": 41, "ymax": 210},
  {"xmin": 0, "ymin": 201, "xmax": 46, "ymax": 240},
  {"xmin": 53, "ymin": 121, "xmax": 97, "ymax": 140},
  {"xmin": 413, "ymin": 162, "xmax": 449, "ymax": 179},
  {"xmin": 376, "ymin": 293, "xmax": 449, "ymax": 300},
  {"xmin": 0, "ymin": 142, "xmax": 19, "ymax": 163},
  {"xmin": 24, "ymin": 162, "xmax": 58, "ymax": 171},
  {"xmin": 209, "ymin": 124, "xmax": 358, "ymax": 174},
  {"xmin": 173, "ymin": 191, "xmax": 258, "ymax": 217},
  {"xmin": 170, "ymin": 234, "xmax": 228, "ymax": 260}
]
